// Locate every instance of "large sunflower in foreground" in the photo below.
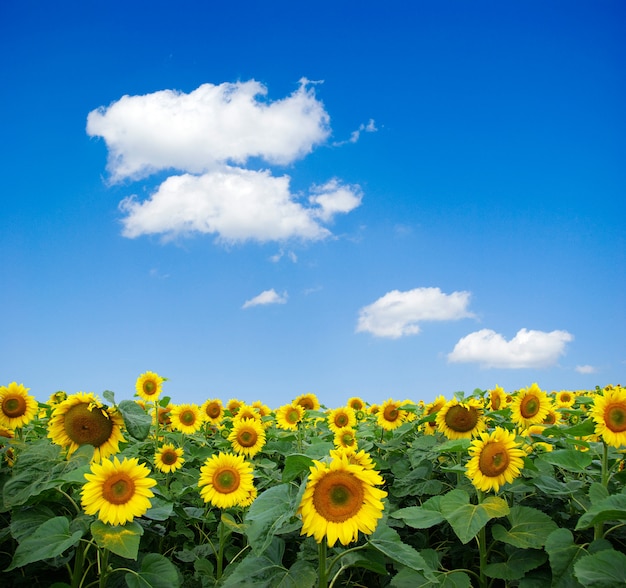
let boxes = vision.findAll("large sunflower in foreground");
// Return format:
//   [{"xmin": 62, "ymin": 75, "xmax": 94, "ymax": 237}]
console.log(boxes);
[
  {"xmin": 81, "ymin": 456, "xmax": 157, "ymax": 525},
  {"xmin": 377, "ymin": 399, "xmax": 406, "ymax": 431},
  {"xmin": 509, "ymin": 383, "xmax": 552, "ymax": 430},
  {"xmin": 228, "ymin": 418, "xmax": 266, "ymax": 458},
  {"xmin": 298, "ymin": 454, "xmax": 387, "ymax": 547},
  {"xmin": 591, "ymin": 385, "xmax": 626, "ymax": 448},
  {"xmin": 435, "ymin": 398, "xmax": 486, "ymax": 439},
  {"xmin": 135, "ymin": 371, "xmax": 164, "ymax": 402},
  {"xmin": 0, "ymin": 382, "xmax": 38, "ymax": 429},
  {"xmin": 198, "ymin": 452, "xmax": 255, "ymax": 509},
  {"xmin": 275, "ymin": 404, "xmax": 304, "ymax": 430},
  {"xmin": 48, "ymin": 392, "xmax": 125, "ymax": 461},
  {"xmin": 465, "ymin": 427, "xmax": 526, "ymax": 492},
  {"xmin": 154, "ymin": 443, "xmax": 185, "ymax": 473},
  {"xmin": 170, "ymin": 404, "xmax": 205, "ymax": 434}
]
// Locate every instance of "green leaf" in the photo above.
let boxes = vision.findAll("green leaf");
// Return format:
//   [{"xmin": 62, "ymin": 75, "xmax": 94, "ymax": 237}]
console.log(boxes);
[
  {"xmin": 436, "ymin": 438, "xmax": 471, "ymax": 453},
  {"xmin": 588, "ymin": 482, "xmax": 610, "ymax": 505},
  {"xmin": 144, "ymin": 495, "xmax": 174, "ymax": 521},
  {"xmin": 484, "ymin": 548, "xmax": 546, "ymax": 580},
  {"xmin": 244, "ymin": 483, "xmax": 303, "ymax": 555},
  {"xmin": 368, "ymin": 524, "xmax": 437, "ymax": 581},
  {"xmin": 126, "ymin": 553, "xmax": 181, "ymax": 588},
  {"xmin": 102, "ymin": 390, "xmax": 116, "ymax": 404},
  {"xmin": 118, "ymin": 400, "xmax": 152, "ymax": 440},
  {"xmin": 439, "ymin": 489, "xmax": 509, "ymax": 544},
  {"xmin": 538, "ymin": 449, "xmax": 593, "ymax": 472},
  {"xmin": 6, "ymin": 516, "xmax": 83, "ymax": 571},
  {"xmin": 90, "ymin": 519, "xmax": 144, "ymax": 560},
  {"xmin": 391, "ymin": 496, "xmax": 444, "ymax": 529},
  {"xmin": 281, "ymin": 454, "xmax": 314, "ymax": 483},
  {"xmin": 391, "ymin": 567, "xmax": 471, "ymax": 588},
  {"xmin": 545, "ymin": 528, "xmax": 586, "ymax": 588},
  {"xmin": 491, "ymin": 505, "xmax": 558, "ymax": 549},
  {"xmin": 543, "ymin": 418, "xmax": 596, "ymax": 438},
  {"xmin": 574, "ymin": 549, "xmax": 626, "ymax": 586},
  {"xmin": 575, "ymin": 493, "xmax": 626, "ymax": 530}
]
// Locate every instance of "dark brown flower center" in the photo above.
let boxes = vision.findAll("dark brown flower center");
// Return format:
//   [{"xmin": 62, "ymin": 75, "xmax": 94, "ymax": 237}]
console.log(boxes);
[
  {"xmin": 520, "ymin": 395, "xmax": 540, "ymax": 418},
  {"xmin": 64, "ymin": 403, "xmax": 114, "ymax": 447},
  {"xmin": 213, "ymin": 467, "xmax": 240, "ymax": 493},
  {"xmin": 161, "ymin": 449, "xmax": 178, "ymax": 465},
  {"xmin": 102, "ymin": 473, "xmax": 135, "ymax": 504},
  {"xmin": 313, "ymin": 471, "xmax": 364, "ymax": 523},
  {"xmin": 383, "ymin": 404, "xmax": 399, "ymax": 422},
  {"xmin": 2, "ymin": 396, "xmax": 26, "ymax": 418},
  {"xmin": 237, "ymin": 427, "xmax": 258, "ymax": 448},
  {"xmin": 445, "ymin": 405, "xmax": 478, "ymax": 432},
  {"xmin": 605, "ymin": 403, "xmax": 626, "ymax": 433},
  {"xmin": 478, "ymin": 441, "xmax": 510, "ymax": 477}
]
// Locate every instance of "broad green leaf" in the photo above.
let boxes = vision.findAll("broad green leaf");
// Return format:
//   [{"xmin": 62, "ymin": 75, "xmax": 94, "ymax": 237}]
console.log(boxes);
[
  {"xmin": 144, "ymin": 495, "xmax": 174, "ymax": 521},
  {"xmin": 543, "ymin": 418, "xmax": 596, "ymax": 438},
  {"xmin": 118, "ymin": 400, "xmax": 152, "ymax": 440},
  {"xmin": 303, "ymin": 441, "xmax": 335, "ymax": 459},
  {"xmin": 588, "ymin": 482, "xmax": 609, "ymax": 505},
  {"xmin": 244, "ymin": 483, "xmax": 302, "ymax": 555},
  {"xmin": 281, "ymin": 454, "xmax": 314, "ymax": 483},
  {"xmin": 436, "ymin": 438, "xmax": 471, "ymax": 453},
  {"xmin": 575, "ymin": 493, "xmax": 626, "ymax": 530},
  {"xmin": 439, "ymin": 489, "xmax": 509, "ymax": 544},
  {"xmin": 545, "ymin": 528, "xmax": 586, "ymax": 588},
  {"xmin": 574, "ymin": 549, "xmax": 626, "ymax": 586},
  {"xmin": 368, "ymin": 524, "xmax": 437, "ymax": 581},
  {"xmin": 125, "ymin": 553, "xmax": 181, "ymax": 588},
  {"xmin": 221, "ymin": 511, "xmax": 247, "ymax": 534},
  {"xmin": 102, "ymin": 390, "xmax": 116, "ymax": 404},
  {"xmin": 90, "ymin": 519, "xmax": 144, "ymax": 560},
  {"xmin": 6, "ymin": 516, "xmax": 83, "ymax": 571},
  {"xmin": 491, "ymin": 505, "xmax": 558, "ymax": 549},
  {"xmin": 532, "ymin": 475, "xmax": 584, "ymax": 496},
  {"xmin": 538, "ymin": 449, "xmax": 593, "ymax": 472},
  {"xmin": 221, "ymin": 551, "xmax": 316, "ymax": 588},
  {"xmin": 10, "ymin": 504, "xmax": 56, "ymax": 542},
  {"xmin": 391, "ymin": 496, "xmax": 444, "ymax": 529},
  {"xmin": 391, "ymin": 567, "xmax": 471, "ymax": 588},
  {"xmin": 484, "ymin": 548, "xmax": 546, "ymax": 580}
]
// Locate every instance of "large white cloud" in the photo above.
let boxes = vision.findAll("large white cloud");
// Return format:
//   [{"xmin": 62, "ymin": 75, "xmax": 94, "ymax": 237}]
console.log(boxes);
[
  {"xmin": 87, "ymin": 78, "xmax": 330, "ymax": 182},
  {"xmin": 242, "ymin": 289, "xmax": 288, "ymax": 309},
  {"xmin": 119, "ymin": 168, "xmax": 361, "ymax": 242},
  {"xmin": 356, "ymin": 287, "xmax": 474, "ymax": 338},
  {"xmin": 447, "ymin": 328, "xmax": 573, "ymax": 368}
]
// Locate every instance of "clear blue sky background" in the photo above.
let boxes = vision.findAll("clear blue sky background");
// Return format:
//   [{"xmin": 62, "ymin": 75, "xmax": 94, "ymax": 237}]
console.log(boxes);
[{"xmin": 2, "ymin": 1, "xmax": 624, "ymax": 408}]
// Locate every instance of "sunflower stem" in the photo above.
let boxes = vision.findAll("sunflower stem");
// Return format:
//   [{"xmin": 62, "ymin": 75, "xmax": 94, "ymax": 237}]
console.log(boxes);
[
  {"xmin": 594, "ymin": 441, "xmax": 610, "ymax": 540},
  {"xmin": 318, "ymin": 541, "xmax": 328, "ymax": 588},
  {"xmin": 98, "ymin": 548, "xmax": 110, "ymax": 588},
  {"xmin": 475, "ymin": 490, "xmax": 488, "ymax": 588},
  {"xmin": 217, "ymin": 520, "xmax": 225, "ymax": 580}
]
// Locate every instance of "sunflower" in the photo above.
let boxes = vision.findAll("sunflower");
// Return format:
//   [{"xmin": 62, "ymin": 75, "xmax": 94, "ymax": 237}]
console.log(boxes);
[
  {"xmin": 228, "ymin": 418, "xmax": 266, "ymax": 458},
  {"xmin": 465, "ymin": 427, "xmax": 527, "ymax": 493},
  {"xmin": 330, "ymin": 448, "xmax": 377, "ymax": 470},
  {"xmin": 293, "ymin": 393, "xmax": 321, "ymax": 411},
  {"xmin": 368, "ymin": 404, "xmax": 380, "ymax": 416},
  {"xmin": 421, "ymin": 395, "xmax": 446, "ymax": 436},
  {"xmin": 591, "ymin": 385, "xmax": 626, "ymax": 448},
  {"xmin": 201, "ymin": 399, "xmax": 224, "ymax": 425},
  {"xmin": 346, "ymin": 396, "xmax": 366, "ymax": 415},
  {"xmin": 509, "ymin": 384, "xmax": 552, "ymax": 430},
  {"xmin": 48, "ymin": 392, "xmax": 125, "ymax": 461},
  {"xmin": 327, "ymin": 406, "xmax": 357, "ymax": 434},
  {"xmin": 275, "ymin": 404, "xmax": 304, "ymax": 430},
  {"xmin": 401, "ymin": 400, "xmax": 417, "ymax": 422},
  {"xmin": 0, "ymin": 382, "xmax": 39, "ymax": 429},
  {"xmin": 298, "ymin": 454, "xmax": 387, "ymax": 547},
  {"xmin": 251, "ymin": 400, "xmax": 272, "ymax": 418},
  {"xmin": 152, "ymin": 404, "xmax": 172, "ymax": 429},
  {"xmin": 436, "ymin": 398, "xmax": 486, "ymax": 440},
  {"xmin": 198, "ymin": 452, "xmax": 255, "ymax": 509},
  {"xmin": 542, "ymin": 408, "xmax": 558, "ymax": 426},
  {"xmin": 487, "ymin": 386, "xmax": 508, "ymax": 411},
  {"xmin": 554, "ymin": 390, "xmax": 576, "ymax": 409},
  {"xmin": 333, "ymin": 427, "xmax": 358, "ymax": 452},
  {"xmin": 377, "ymin": 399, "xmax": 406, "ymax": 431},
  {"xmin": 81, "ymin": 456, "xmax": 157, "ymax": 525},
  {"xmin": 135, "ymin": 371, "xmax": 164, "ymax": 402},
  {"xmin": 234, "ymin": 404, "xmax": 262, "ymax": 423},
  {"xmin": 227, "ymin": 399, "xmax": 243, "ymax": 417},
  {"xmin": 170, "ymin": 404, "xmax": 205, "ymax": 434},
  {"xmin": 154, "ymin": 443, "xmax": 185, "ymax": 473}
]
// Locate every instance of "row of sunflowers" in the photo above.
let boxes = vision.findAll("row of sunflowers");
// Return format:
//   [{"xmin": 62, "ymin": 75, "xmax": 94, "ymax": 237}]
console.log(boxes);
[{"xmin": 0, "ymin": 375, "xmax": 625, "ymax": 587}]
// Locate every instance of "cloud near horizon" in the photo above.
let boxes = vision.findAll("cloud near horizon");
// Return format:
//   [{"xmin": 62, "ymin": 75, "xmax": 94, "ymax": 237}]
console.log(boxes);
[
  {"xmin": 356, "ymin": 287, "xmax": 474, "ymax": 338},
  {"xmin": 447, "ymin": 328, "xmax": 573, "ymax": 368},
  {"xmin": 242, "ymin": 288, "xmax": 288, "ymax": 309},
  {"xmin": 88, "ymin": 79, "xmax": 363, "ymax": 243}
]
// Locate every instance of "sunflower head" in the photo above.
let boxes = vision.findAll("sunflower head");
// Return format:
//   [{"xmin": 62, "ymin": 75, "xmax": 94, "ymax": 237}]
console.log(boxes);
[
  {"xmin": 276, "ymin": 404, "xmax": 304, "ymax": 430},
  {"xmin": 170, "ymin": 404, "xmax": 205, "ymax": 434},
  {"xmin": 198, "ymin": 452, "xmax": 255, "ymax": 509},
  {"xmin": 377, "ymin": 399, "xmax": 407, "ymax": 431},
  {"xmin": 554, "ymin": 390, "xmax": 576, "ymax": 408},
  {"xmin": 435, "ymin": 398, "xmax": 486, "ymax": 439},
  {"xmin": 510, "ymin": 384, "xmax": 552, "ymax": 429},
  {"xmin": 346, "ymin": 397, "xmax": 365, "ymax": 412},
  {"xmin": 327, "ymin": 406, "xmax": 357, "ymax": 434},
  {"xmin": 135, "ymin": 371, "xmax": 164, "ymax": 402},
  {"xmin": 201, "ymin": 399, "xmax": 224, "ymax": 425},
  {"xmin": 487, "ymin": 386, "xmax": 508, "ymax": 411},
  {"xmin": 0, "ymin": 382, "xmax": 39, "ymax": 429},
  {"xmin": 591, "ymin": 385, "xmax": 626, "ymax": 448},
  {"xmin": 155, "ymin": 443, "xmax": 185, "ymax": 473},
  {"xmin": 293, "ymin": 393, "xmax": 320, "ymax": 412},
  {"xmin": 228, "ymin": 418, "xmax": 266, "ymax": 458},
  {"xmin": 333, "ymin": 427, "xmax": 358, "ymax": 452}
]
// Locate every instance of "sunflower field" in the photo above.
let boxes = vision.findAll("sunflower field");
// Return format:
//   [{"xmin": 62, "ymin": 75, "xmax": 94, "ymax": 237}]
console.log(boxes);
[{"xmin": 1, "ymin": 376, "xmax": 625, "ymax": 587}]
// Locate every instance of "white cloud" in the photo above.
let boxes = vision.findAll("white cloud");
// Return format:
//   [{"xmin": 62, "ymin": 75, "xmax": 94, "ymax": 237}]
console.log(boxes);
[
  {"xmin": 333, "ymin": 118, "xmax": 378, "ymax": 146},
  {"xmin": 356, "ymin": 287, "xmax": 474, "ymax": 338},
  {"xmin": 309, "ymin": 178, "xmax": 363, "ymax": 222},
  {"xmin": 575, "ymin": 364, "xmax": 596, "ymax": 374},
  {"xmin": 242, "ymin": 289, "xmax": 288, "ymax": 309},
  {"xmin": 447, "ymin": 328, "xmax": 574, "ymax": 368},
  {"xmin": 118, "ymin": 167, "xmax": 362, "ymax": 242},
  {"xmin": 270, "ymin": 249, "xmax": 298, "ymax": 263},
  {"xmin": 87, "ymin": 78, "xmax": 330, "ymax": 182}
]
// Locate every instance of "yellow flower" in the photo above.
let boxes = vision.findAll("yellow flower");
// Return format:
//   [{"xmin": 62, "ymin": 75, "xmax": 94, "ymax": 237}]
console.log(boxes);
[
  {"xmin": 421, "ymin": 395, "xmax": 446, "ymax": 435},
  {"xmin": 346, "ymin": 397, "xmax": 365, "ymax": 413},
  {"xmin": 377, "ymin": 399, "xmax": 406, "ymax": 431},
  {"xmin": 510, "ymin": 384, "xmax": 552, "ymax": 430},
  {"xmin": 81, "ymin": 456, "xmax": 156, "ymax": 525},
  {"xmin": 368, "ymin": 404, "xmax": 380, "ymax": 416},
  {"xmin": 333, "ymin": 427, "xmax": 358, "ymax": 452},
  {"xmin": 170, "ymin": 404, "xmax": 205, "ymax": 434},
  {"xmin": 227, "ymin": 399, "xmax": 243, "ymax": 417},
  {"xmin": 48, "ymin": 392, "xmax": 125, "ymax": 461},
  {"xmin": 554, "ymin": 390, "xmax": 576, "ymax": 408},
  {"xmin": 251, "ymin": 400, "xmax": 272, "ymax": 418},
  {"xmin": 154, "ymin": 443, "xmax": 185, "ymax": 473},
  {"xmin": 228, "ymin": 418, "xmax": 266, "ymax": 458},
  {"xmin": 298, "ymin": 454, "xmax": 387, "ymax": 547},
  {"xmin": 435, "ymin": 398, "xmax": 486, "ymax": 439},
  {"xmin": 327, "ymin": 406, "xmax": 357, "ymax": 434},
  {"xmin": 465, "ymin": 427, "xmax": 526, "ymax": 493},
  {"xmin": 135, "ymin": 371, "xmax": 164, "ymax": 402},
  {"xmin": 293, "ymin": 393, "xmax": 321, "ymax": 411},
  {"xmin": 234, "ymin": 404, "xmax": 262, "ymax": 423},
  {"xmin": 330, "ymin": 448, "xmax": 376, "ymax": 470},
  {"xmin": 0, "ymin": 382, "xmax": 38, "ymax": 429},
  {"xmin": 152, "ymin": 403, "xmax": 172, "ymax": 429},
  {"xmin": 487, "ymin": 386, "xmax": 508, "ymax": 411},
  {"xmin": 201, "ymin": 399, "xmax": 224, "ymax": 425},
  {"xmin": 591, "ymin": 385, "xmax": 626, "ymax": 448},
  {"xmin": 275, "ymin": 404, "xmax": 304, "ymax": 430},
  {"xmin": 198, "ymin": 452, "xmax": 255, "ymax": 509}
]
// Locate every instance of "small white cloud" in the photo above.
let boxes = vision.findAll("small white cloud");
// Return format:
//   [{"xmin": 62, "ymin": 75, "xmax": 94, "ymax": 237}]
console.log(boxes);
[
  {"xmin": 309, "ymin": 178, "xmax": 363, "ymax": 222},
  {"xmin": 447, "ymin": 328, "xmax": 574, "ymax": 368},
  {"xmin": 270, "ymin": 249, "xmax": 298, "ymax": 263},
  {"xmin": 242, "ymin": 289, "xmax": 288, "ymax": 309},
  {"xmin": 356, "ymin": 287, "xmax": 474, "ymax": 338},
  {"xmin": 333, "ymin": 118, "xmax": 378, "ymax": 146},
  {"xmin": 575, "ymin": 364, "xmax": 596, "ymax": 374}
]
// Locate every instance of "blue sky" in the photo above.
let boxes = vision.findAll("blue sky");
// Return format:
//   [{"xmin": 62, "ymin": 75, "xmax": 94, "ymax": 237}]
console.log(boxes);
[{"xmin": 2, "ymin": 1, "xmax": 624, "ymax": 408}]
